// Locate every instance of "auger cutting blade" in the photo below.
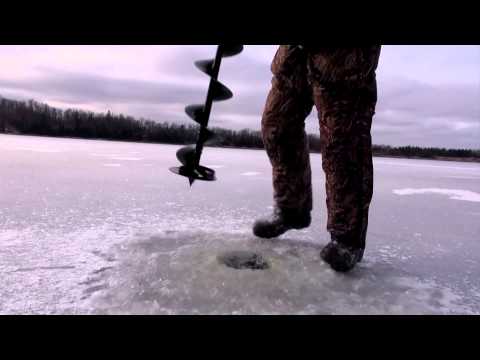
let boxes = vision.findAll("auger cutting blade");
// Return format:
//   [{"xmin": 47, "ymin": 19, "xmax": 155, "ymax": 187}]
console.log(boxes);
[
  {"xmin": 222, "ymin": 45, "xmax": 244, "ymax": 57},
  {"xmin": 195, "ymin": 59, "xmax": 215, "ymax": 76},
  {"xmin": 211, "ymin": 79, "xmax": 233, "ymax": 102},
  {"xmin": 169, "ymin": 165, "xmax": 216, "ymax": 182},
  {"xmin": 185, "ymin": 104, "xmax": 206, "ymax": 125}
]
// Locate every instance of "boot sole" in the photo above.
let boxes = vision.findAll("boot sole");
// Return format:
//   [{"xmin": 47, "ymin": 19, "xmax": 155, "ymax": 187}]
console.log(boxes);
[{"xmin": 253, "ymin": 222, "xmax": 310, "ymax": 239}]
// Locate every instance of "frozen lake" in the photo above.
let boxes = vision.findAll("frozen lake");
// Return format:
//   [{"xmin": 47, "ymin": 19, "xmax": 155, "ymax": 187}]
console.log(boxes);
[{"xmin": 1, "ymin": 134, "xmax": 479, "ymax": 314}]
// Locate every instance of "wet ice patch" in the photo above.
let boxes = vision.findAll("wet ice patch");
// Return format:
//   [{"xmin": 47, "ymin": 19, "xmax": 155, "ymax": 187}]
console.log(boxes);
[
  {"xmin": 241, "ymin": 172, "xmax": 261, "ymax": 176},
  {"xmin": 393, "ymin": 188, "xmax": 480, "ymax": 202},
  {"xmin": 81, "ymin": 231, "xmax": 478, "ymax": 315}
]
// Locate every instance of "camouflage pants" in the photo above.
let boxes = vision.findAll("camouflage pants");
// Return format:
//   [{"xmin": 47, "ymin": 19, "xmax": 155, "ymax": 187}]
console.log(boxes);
[{"xmin": 262, "ymin": 46, "xmax": 381, "ymax": 248}]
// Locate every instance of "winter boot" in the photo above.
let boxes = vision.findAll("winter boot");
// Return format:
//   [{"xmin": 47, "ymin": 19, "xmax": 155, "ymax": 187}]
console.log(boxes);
[
  {"xmin": 253, "ymin": 207, "xmax": 311, "ymax": 239},
  {"xmin": 320, "ymin": 237, "xmax": 365, "ymax": 273}
]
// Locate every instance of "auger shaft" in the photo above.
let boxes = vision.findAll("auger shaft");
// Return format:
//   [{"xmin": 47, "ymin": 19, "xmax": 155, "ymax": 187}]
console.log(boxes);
[{"xmin": 193, "ymin": 46, "xmax": 224, "ymax": 168}]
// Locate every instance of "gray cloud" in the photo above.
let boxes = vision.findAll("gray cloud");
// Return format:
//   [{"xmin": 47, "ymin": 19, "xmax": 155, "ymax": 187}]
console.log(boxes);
[
  {"xmin": 0, "ymin": 67, "xmax": 208, "ymax": 106},
  {"xmin": 0, "ymin": 45, "xmax": 478, "ymax": 149},
  {"xmin": 378, "ymin": 77, "xmax": 479, "ymax": 120}
]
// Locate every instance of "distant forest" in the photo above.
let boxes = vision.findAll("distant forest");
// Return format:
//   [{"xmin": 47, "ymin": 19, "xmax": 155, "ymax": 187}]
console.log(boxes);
[{"xmin": 1, "ymin": 96, "xmax": 479, "ymax": 161}]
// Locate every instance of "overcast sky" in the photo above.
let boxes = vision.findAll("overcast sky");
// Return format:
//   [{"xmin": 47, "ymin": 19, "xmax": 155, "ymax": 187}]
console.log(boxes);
[{"xmin": 0, "ymin": 45, "xmax": 478, "ymax": 149}]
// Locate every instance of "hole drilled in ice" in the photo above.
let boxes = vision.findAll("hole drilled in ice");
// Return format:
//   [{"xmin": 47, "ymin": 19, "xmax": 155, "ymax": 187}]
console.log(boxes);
[{"xmin": 218, "ymin": 250, "xmax": 270, "ymax": 270}]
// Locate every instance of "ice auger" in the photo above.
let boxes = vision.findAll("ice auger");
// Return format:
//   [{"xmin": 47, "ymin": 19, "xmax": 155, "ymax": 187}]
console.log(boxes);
[{"xmin": 170, "ymin": 45, "xmax": 244, "ymax": 186}]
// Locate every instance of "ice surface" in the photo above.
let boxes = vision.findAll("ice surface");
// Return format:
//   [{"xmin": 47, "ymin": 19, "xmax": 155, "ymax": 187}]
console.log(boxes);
[
  {"xmin": 109, "ymin": 157, "xmax": 144, "ymax": 161},
  {"xmin": 1, "ymin": 134, "xmax": 479, "ymax": 314}
]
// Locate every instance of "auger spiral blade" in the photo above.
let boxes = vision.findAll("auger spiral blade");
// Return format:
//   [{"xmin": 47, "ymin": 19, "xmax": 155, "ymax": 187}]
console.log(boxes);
[
  {"xmin": 211, "ymin": 80, "xmax": 233, "ymax": 102},
  {"xmin": 176, "ymin": 145, "xmax": 196, "ymax": 167},
  {"xmin": 185, "ymin": 104, "xmax": 206, "ymax": 125},
  {"xmin": 195, "ymin": 59, "xmax": 215, "ymax": 76},
  {"xmin": 170, "ymin": 44, "xmax": 243, "ymax": 186},
  {"xmin": 199, "ymin": 128, "xmax": 215, "ymax": 144},
  {"xmin": 222, "ymin": 45, "xmax": 244, "ymax": 57}
]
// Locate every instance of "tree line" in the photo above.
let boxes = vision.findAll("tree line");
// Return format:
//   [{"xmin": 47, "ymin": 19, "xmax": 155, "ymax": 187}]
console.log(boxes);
[
  {"xmin": 371, "ymin": 144, "xmax": 479, "ymax": 160},
  {"xmin": 0, "ymin": 96, "xmax": 478, "ymax": 160}
]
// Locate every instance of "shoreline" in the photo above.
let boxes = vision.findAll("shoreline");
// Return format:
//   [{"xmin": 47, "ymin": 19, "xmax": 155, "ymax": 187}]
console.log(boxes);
[{"xmin": 2, "ymin": 132, "xmax": 479, "ymax": 164}]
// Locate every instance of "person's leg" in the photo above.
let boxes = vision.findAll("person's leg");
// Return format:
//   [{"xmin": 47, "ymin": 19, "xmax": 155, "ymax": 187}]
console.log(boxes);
[
  {"xmin": 315, "ymin": 82, "xmax": 376, "ymax": 247},
  {"xmin": 253, "ymin": 46, "xmax": 314, "ymax": 238},
  {"xmin": 308, "ymin": 47, "xmax": 380, "ymax": 270},
  {"xmin": 357, "ymin": 82, "xmax": 376, "ymax": 252}
]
